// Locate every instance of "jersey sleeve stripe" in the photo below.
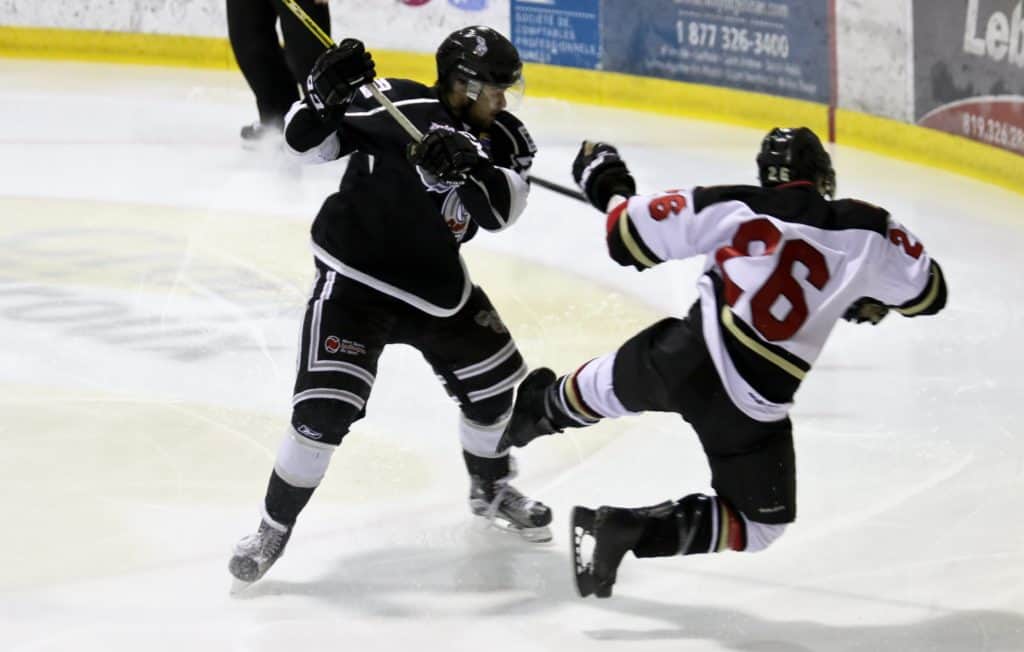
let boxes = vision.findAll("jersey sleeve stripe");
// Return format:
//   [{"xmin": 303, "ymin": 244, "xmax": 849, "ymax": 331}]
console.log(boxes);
[
  {"xmin": 343, "ymin": 97, "xmax": 439, "ymax": 118},
  {"xmin": 565, "ymin": 366, "xmax": 603, "ymax": 421},
  {"xmin": 895, "ymin": 261, "xmax": 947, "ymax": 317},
  {"xmin": 618, "ymin": 211, "xmax": 659, "ymax": 267},
  {"xmin": 606, "ymin": 204, "xmax": 662, "ymax": 269}
]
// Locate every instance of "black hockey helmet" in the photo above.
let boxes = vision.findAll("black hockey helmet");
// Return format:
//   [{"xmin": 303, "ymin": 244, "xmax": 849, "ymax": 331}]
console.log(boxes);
[
  {"xmin": 756, "ymin": 127, "xmax": 836, "ymax": 197},
  {"xmin": 436, "ymin": 26, "xmax": 523, "ymax": 99}
]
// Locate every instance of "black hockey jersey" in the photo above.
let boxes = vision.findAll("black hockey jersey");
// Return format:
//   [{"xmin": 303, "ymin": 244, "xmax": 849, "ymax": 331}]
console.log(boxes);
[{"xmin": 283, "ymin": 78, "xmax": 536, "ymax": 316}]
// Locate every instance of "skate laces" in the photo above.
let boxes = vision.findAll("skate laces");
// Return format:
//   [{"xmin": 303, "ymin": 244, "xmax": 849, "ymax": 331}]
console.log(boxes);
[
  {"xmin": 493, "ymin": 480, "xmax": 537, "ymax": 513},
  {"xmin": 478, "ymin": 478, "xmax": 534, "ymax": 521},
  {"xmin": 248, "ymin": 521, "xmax": 287, "ymax": 557}
]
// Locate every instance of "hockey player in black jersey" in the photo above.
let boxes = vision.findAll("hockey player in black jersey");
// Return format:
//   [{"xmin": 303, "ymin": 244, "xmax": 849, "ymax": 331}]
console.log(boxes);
[
  {"xmin": 498, "ymin": 127, "xmax": 949, "ymax": 598},
  {"xmin": 229, "ymin": 27, "xmax": 550, "ymax": 586}
]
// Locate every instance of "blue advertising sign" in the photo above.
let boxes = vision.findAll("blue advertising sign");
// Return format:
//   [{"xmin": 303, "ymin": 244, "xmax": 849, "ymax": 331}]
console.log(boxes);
[
  {"xmin": 601, "ymin": 0, "xmax": 830, "ymax": 103},
  {"xmin": 449, "ymin": 0, "xmax": 488, "ymax": 10},
  {"xmin": 510, "ymin": 0, "xmax": 601, "ymax": 69}
]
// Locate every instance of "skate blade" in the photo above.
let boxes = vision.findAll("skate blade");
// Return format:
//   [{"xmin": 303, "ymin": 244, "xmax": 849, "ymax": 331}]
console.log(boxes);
[
  {"xmin": 229, "ymin": 578, "xmax": 255, "ymax": 596},
  {"xmin": 478, "ymin": 514, "xmax": 553, "ymax": 543},
  {"xmin": 571, "ymin": 506, "xmax": 597, "ymax": 597}
]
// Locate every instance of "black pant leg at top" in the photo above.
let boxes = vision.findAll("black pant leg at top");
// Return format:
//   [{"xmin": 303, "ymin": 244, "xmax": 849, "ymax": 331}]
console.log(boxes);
[
  {"xmin": 226, "ymin": 0, "xmax": 302, "ymax": 125},
  {"xmin": 273, "ymin": 0, "xmax": 331, "ymax": 90},
  {"xmin": 405, "ymin": 286, "xmax": 527, "ymax": 425},
  {"xmin": 611, "ymin": 301, "xmax": 797, "ymax": 525},
  {"xmin": 291, "ymin": 264, "xmax": 394, "ymax": 445}
]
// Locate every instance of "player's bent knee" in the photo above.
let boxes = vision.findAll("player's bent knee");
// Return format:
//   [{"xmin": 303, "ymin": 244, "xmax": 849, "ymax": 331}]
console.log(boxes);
[
  {"xmin": 290, "ymin": 397, "xmax": 363, "ymax": 446},
  {"xmin": 273, "ymin": 426, "xmax": 338, "ymax": 489},
  {"xmin": 460, "ymin": 390, "xmax": 513, "ymax": 426},
  {"xmin": 742, "ymin": 519, "xmax": 788, "ymax": 552}
]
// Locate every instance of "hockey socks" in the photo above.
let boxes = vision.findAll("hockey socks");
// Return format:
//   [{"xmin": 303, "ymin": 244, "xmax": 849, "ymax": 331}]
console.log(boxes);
[
  {"xmin": 629, "ymin": 494, "xmax": 747, "ymax": 558},
  {"xmin": 549, "ymin": 367, "xmax": 603, "ymax": 429},
  {"xmin": 264, "ymin": 470, "xmax": 315, "ymax": 527},
  {"xmin": 462, "ymin": 450, "xmax": 510, "ymax": 480},
  {"xmin": 572, "ymin": 494, "xmax": 749, "ymax": 598}
]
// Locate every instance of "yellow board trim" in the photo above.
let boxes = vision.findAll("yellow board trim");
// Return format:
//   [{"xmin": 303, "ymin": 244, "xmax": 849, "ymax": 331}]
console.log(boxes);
[
  {"xmin": 720, "ymin": 306, "xmax": 806, "ymax": 381},
  {"xmin": 0, "ymin": 26, "xmax": 237, "ymax": 69},
  {"xmin": 836, "ymin": 109, "xmax": 1024, "ymax": 197},
  {"xmin": 1, "ymin": 25, "xmax": 1021, "ymax": 195}
]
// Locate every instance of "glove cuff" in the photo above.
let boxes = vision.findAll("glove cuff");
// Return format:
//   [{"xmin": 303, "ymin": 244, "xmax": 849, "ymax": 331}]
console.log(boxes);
[
  {"xmin": 589, "ymin": 166, "xmax": 636, "ymax": 211},
  {"xmin": 304, "ymin": 78, "xmax": 348, "ymax": 124}
]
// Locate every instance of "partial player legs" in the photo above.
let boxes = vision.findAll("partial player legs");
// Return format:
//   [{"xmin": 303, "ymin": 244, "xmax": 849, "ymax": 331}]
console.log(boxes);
[
  {"xmin": 230, "ymin": 267, "xmax": 386, "ymax": 585},
  {"xmin": 228, "ymin": 408, "xmax": 355, "ymax": 586},
  {"xmin": 273, "ymin": 0, "xmax": 331, "ymax": 89},
  {"xmin": 502, "ymin": 306, "xmax": 795, "ymax": 595},
  {"xmin": 498, "ymin": 354, "xmax": 625, "ymax": 451},
  {"xmin": 411, "ymin": 286, "xmax": 552, "ymax": 540},
  {"xmin": 457, "ymin": 392, "xmax": 552, "ymax": 541},
  {"xmin": 226, "ymin": 0, "xmax": 298, "ymax": 133},
  {"xmin": 571, "ymin": 495, "xmax": 787, "ymax": 598},
  {"xmin": 463, "ymin": 450, "xmax": 553, "ymax": 542}
]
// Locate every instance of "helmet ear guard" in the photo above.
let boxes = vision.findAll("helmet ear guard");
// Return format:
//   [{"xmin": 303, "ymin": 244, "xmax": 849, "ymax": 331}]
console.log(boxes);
[
  {"xmin": 757, "ymin": 127, "xmax": 836, "ymax": 198},
  {"xmin": 435, "ymin": 26, "xmax": 523, "ymax": 99}
]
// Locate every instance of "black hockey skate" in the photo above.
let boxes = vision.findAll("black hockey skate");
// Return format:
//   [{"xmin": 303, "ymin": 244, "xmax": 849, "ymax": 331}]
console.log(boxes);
[
  {"xmin": 496, "ymin": 367, "xmax": 561, "ymax": 453},
  {"xmin": 571, "ymin": 505, "xmax": 647, "ymax": 598},
  {"xmin": 470, "ymin": 474, "xmax": 553, "ymax": 543},
  {"xmin": 229, "ymin": 517, "xmax": 291, "ymax": 587}
]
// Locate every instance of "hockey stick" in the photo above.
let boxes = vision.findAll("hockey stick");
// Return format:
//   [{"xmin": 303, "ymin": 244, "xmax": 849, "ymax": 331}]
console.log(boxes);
[
  {"xmin": 529, "ymin": 175, "xmax": 587, "ymax": 202},
  {"xmin": 280, "ymin": 0, "xmax": 583, "ymax": 201},
  {"xmin": 279, "ymin": 0, "xmax": 423, "ymax": 142}
]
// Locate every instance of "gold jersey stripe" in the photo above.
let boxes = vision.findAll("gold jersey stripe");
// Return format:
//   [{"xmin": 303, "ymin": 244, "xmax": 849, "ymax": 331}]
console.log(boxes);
[
  {"xmin": 716, "ymin": 501, "xmax": 731, "ymax": 552},
  {"xmin": 618, "ymin": 210, "xmax": 658, "ymax": 269},
  {"xmin": 896, "ymin": 263, "xmax": 943, "ymax": 317},
  {"xmin": 720, "ymin": 307, "xmax": 807, "ymax": 381},
  {"xmin": 564, "ymin": 372, "xmax": 601, "ymax": 421}
]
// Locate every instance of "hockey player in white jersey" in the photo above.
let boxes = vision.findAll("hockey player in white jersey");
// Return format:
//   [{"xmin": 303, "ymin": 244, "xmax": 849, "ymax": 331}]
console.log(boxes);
[{"xmin": 498, "ymin": 127, "xmax": 948, "ymax": 598}]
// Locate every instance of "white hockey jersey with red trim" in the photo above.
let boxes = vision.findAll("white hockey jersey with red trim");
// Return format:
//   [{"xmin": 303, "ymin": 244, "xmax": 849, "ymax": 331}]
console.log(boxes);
[{"xmin": 605, "ymin": 182, "xmax": 946, "ymax": 422}]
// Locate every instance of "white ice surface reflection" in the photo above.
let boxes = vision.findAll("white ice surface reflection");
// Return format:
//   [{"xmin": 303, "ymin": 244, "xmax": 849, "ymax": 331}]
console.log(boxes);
[{"xmin": 1, "ymin": 59, "xmax": 1022, "ymax": 652}]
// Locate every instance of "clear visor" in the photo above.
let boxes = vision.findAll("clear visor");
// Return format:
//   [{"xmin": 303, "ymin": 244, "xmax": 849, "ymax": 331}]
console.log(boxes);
[{"xmin": 466, "ymin": 76, "xmax": 526, "ymax": 111}]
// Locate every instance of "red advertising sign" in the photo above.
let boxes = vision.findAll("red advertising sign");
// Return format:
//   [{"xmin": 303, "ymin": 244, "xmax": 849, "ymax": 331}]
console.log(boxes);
[{"xmin": 914, "ymin": 0, "xmax": 1024, "ymax": 156}]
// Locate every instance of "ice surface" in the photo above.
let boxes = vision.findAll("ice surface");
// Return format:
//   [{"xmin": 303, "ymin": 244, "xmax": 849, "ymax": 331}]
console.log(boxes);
[{"xmin": 1, "ymin": 59, "xmax": 1022, "ymax": 652}]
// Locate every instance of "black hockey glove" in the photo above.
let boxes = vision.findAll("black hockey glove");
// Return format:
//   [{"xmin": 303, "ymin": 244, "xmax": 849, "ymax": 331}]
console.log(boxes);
[
  {"xmin": 843, "ymin": 297, "xmax": 890, "ymax": 325},
  {"xmin": 407, "ymin": 126, "xmax": 489, "ymax": 185},
  {"xmin": 306, "ymin": 39, "xmax": 376, "ymax": 117},
  {"xmin": 572, "ymin": 141, "xmax": 637, "ymax": 211}
]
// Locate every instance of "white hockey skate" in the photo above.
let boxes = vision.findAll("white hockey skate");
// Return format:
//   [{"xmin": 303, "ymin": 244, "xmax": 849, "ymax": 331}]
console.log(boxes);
[
  {"xmin": 469, "ymin": 474, "xmax": 553, "ymax": 543},
  {"xmin": 228, "ymin": 516, "xmax": 291, "ymax": 590}
]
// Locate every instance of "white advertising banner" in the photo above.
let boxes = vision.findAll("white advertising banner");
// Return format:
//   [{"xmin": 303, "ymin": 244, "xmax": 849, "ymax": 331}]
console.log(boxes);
[{"xmin": 0, "ymin": 0, "xmax": 511, "ymax": 51}]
